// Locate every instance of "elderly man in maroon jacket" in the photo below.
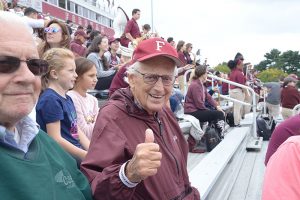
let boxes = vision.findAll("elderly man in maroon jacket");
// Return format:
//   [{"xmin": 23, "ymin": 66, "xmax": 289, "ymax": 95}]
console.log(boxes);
[{"xmin": 81, "ymin": 38, "xmax": 200, "ymax": 199}]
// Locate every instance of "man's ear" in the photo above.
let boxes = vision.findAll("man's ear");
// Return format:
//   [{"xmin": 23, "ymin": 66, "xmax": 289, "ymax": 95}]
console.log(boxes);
[{"xmin": 127, "ymin": 73, "xmax": 136, "ymax": 89}]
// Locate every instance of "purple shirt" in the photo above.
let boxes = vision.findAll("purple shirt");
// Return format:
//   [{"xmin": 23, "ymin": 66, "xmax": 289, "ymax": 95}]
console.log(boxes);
[
  {"xmin": 265, "ymin": 114, "xmax": 300, "ymax": 165},
  {"xmin": 70, "ymin": 39, "xmax": 87, "ymax": 57},
  {"xmin": 229, "ymin": 68, "xmax": 246, "ymax": 89},
  {"xmin": 184, "ymin": 79, "xmax": 217, "ymax": 113}
]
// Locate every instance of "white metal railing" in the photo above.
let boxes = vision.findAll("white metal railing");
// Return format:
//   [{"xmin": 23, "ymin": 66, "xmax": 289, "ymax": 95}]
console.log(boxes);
[{"xmin": 183, "ymin": 69, "xmax": 257, "ymax": 137}]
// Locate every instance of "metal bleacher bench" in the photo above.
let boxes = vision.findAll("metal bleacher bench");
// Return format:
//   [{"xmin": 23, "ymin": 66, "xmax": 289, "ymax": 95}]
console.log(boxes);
[
  {"xmin": 178, "ymin": 102, "xmax": 233, "ymax": 134},
  {"xmin": 87, "ymin": 89, "xmax": 109, "ymax": 99}
]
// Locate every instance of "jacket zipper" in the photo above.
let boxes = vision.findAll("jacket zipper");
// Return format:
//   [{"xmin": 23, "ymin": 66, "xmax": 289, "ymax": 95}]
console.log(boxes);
[{"xmin": 155, "ymin": 116, "xmax": 180, "ymax": 176}]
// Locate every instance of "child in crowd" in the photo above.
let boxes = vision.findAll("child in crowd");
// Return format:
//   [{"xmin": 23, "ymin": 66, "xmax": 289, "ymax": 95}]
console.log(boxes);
[
  {"xmin": 36, "ymin": 48, "xmax": 90, "ymax": 163},
  {"xmin": 67, "ymin": 58, "xmax": 99, "ymax": 139}
]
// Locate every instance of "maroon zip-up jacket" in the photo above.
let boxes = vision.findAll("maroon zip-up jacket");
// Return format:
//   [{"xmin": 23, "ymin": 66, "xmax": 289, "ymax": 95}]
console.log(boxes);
[{"xmin": 81, "ymin": 88, "xmax": 200, "ymax": 200}]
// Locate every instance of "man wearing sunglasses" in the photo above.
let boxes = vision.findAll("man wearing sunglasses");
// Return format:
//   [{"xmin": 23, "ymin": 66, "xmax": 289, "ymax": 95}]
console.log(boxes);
[
  {"xmin": 81, "ymin": 38, "xmax": 200, "ymax": 199},
  {"xmin": 0, "ymin": 12, "xmax": 92, "ymax": 200}
]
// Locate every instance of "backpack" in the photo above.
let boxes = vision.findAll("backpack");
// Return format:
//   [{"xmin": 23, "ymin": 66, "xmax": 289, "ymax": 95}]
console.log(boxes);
[
  {"xmin": 256, "ymin": 114, "xmax": 276, "ymax": 140},
  {"xmin": 226, "ymin": 112, "xmax": 235, "ymax": 127},
  {"xmin": 204, "ymin": 124, "xmax": 222, "ymax": 152}
]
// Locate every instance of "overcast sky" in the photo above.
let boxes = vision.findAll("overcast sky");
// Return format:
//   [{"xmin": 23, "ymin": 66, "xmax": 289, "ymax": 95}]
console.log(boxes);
[{"xmin": 116, "ymin": 0, "xmax": 300, "ymax": 67}]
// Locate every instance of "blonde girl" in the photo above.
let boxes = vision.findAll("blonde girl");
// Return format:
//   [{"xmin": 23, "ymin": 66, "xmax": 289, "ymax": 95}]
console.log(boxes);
[{"xmin": 36, "ymin": 48, "xmax": 89, "ymax": 163}]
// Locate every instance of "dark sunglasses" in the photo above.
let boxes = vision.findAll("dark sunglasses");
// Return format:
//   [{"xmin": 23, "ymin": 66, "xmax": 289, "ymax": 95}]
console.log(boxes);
[{"xmin": 0, "ymin": 56, "xmax": 49, "ymax": 76}]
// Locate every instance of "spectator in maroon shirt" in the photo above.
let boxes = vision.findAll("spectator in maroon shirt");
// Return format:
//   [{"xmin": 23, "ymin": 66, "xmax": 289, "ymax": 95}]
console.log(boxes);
[
  {"xmin": 184, "ymin": 43, "xmax": 194, "ymax": 64},
  {"xmin": 176, "ymin": 40, "xmax": 193, "ymax": 92},
  {"xmin": 120, "ymin": 8, "xmax": 141, "ymax": 48},
  {"xmin": 184, "ymin": 64, "xmax": 225, "ymax": 136},
  {"xmin": 104, "ymin": 37, "xmax": 121, "ymax": 69},
  {"xmin": 281, "ymin": 76, "xmax": 300, "ymax": 119},
  {"xmin": 70, "ymin": 30, "xmax": 88, "ymax": 57},
  {"xmin": 228, "ymin": 52, "xmax": 247, "ymax": 126},
  {"xmin": 265, "ymin": 114, "xmax": 300, "ymax": 166}
]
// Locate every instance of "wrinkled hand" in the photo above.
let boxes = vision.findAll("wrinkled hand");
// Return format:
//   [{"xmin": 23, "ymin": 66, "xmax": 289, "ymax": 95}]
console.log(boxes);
[{"xmin": 125, "ymin": 129, "xmax": 162, "ymax": 183}]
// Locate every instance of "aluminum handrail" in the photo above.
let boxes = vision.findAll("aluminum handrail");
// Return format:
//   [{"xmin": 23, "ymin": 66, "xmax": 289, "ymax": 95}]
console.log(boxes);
[{"xmin": 183, "ymin": 69, "xmax": 257, "ymax": 137}]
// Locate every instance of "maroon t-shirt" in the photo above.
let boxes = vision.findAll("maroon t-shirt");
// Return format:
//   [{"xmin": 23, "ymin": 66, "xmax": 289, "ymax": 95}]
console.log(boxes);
[
  {"xmin": 229, "ymin": 68, "xmax": 246, "ymax": 89},
  {"xmin": 177, "ymin": 51, "xmax": 187, "ymax": 76},
  {"xmin": 265, "ymin": 114, "xmax": 300, "ymax": 165},
  {"xmin": 281, "ymin": 85, "xmax": 300, "ymax": 109},
  {"xmin": 120, "ymin": 18, "xmax": 141, "ymax": 47},
  {"xmin": 184, "ymin": 79, "xmax": 217, "ymax": 113}
]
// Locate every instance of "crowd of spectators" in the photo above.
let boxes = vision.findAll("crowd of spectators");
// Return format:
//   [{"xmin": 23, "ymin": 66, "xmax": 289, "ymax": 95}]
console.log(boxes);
[{"xmin": 2, "ymin": 3, "xmax": 300, "ymax": 199}]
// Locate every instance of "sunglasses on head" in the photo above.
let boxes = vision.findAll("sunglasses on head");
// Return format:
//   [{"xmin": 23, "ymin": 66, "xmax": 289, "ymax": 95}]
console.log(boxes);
[
  {"xmin": 0, "ymin": 56, "xmax": 49, "ymax": 76},
  {"xmin": 44, "ymin": 27, "xmax": 61, "ymax": 33}
]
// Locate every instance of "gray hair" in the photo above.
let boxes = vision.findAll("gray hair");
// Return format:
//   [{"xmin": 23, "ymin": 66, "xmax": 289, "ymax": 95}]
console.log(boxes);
[{"xmin": 126, "ymin": 61, "xmax": 177, "ymax": 77}]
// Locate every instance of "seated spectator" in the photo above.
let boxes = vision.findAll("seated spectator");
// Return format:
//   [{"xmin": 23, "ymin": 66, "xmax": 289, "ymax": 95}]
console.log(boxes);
[
  {"xmin": 86, "ymin": 30, "xmax": 100, "ymax": 48},
  {"xmin": 0, "ymin": 11, "xmax": 92, "ymax": 200},
  {"xmin": 119, "ymin": 45, "xmax": 133, "ymax": 64},
  {"xmin": 81, "ymin": 37, "xmax": 200, "ymax": 199},
  {"xmin": 170, "ymin": 88, "xmax": 184, "ymax": 113},
  {"xmin": 104, "ymin": 37, "xmax": 121, "ymax": 68},
  {"xmin": 108, "ymin": 46, "xmax": 134, "ymax": 97},
  {"xmin": 70, "ymin": 30, "xmax": 88, "ymax": 57},
  {"xmin": 87, "ymin": 35, "xmax": 117, "ymax": 90},
  {"xmin": 36, "ymin": 48, "xmax": 90, "ymax": 163},
  {"xmin": 167, "ymin": 36, "xmax": 176, "ymax": 48},
  {"xmin": 262, "ymin": 136, "xmax": 300, "ymax": 199},
  {"xmin": 264, "ymin": 114, "xmax": 300, "ymax": 165},
  {"xmin": 67, "ymin": 58, "xmax": 99, "ymax": 140},
  {"xmin": 281, "ymin": 76, "xmax": 300, "ymax": 120},
  {"xmin": 263, "ymin": 82, "xmax": 281, "ymax": 118},
  {"xmin": 184, "ymin": 64, "xmax": 225, "ymax": 135},
  {"xmin": 37, "ymin": 19, "xmax": 71, "ymax": 57},
  {"xmin": 141, "ymin": 23, "xmax": 151, "ymax": 39}
]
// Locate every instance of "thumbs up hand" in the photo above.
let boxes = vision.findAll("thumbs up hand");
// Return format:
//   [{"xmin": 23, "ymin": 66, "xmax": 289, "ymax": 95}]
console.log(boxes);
[{"xmin": 125, "ymin": 129, "xmax": 162, "ymax": 183}]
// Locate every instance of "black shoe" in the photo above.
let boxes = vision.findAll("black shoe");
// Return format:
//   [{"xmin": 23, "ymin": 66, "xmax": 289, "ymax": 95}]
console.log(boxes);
[{"xmin": 234, "ymin": 124, "xmax": 242, "ymax": 127}]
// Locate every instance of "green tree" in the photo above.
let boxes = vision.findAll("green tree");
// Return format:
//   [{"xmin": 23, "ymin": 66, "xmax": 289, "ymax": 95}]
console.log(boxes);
[
  {"xmin": 255, "ymin": 49, "xmax": 281, "ymax": 71},
  {"xmin": 255, "ymin": 49, "xmax": 300, "ymax": 75},
  {"xmin": 214, "ymin": 62, "xmax": 230, "ymax": 74},
  {"xmin": 257, "ymin": 68, "xmax": 287, "ymax": 82}
]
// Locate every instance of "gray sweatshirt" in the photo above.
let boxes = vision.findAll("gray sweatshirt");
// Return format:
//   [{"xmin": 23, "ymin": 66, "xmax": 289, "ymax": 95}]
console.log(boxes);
[
  {"xmin": 263, "ymin": 82, "xmax": 281, "ymax": 105},
  {"xmin": 87, "ymin": 52, "xmax": 116, "ymax": 78}
]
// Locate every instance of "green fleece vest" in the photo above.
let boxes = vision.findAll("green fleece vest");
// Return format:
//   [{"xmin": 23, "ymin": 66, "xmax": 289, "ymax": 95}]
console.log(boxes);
[{"xmin": 0, "ymin": 130, "xmax": 92, "ymax": 200}]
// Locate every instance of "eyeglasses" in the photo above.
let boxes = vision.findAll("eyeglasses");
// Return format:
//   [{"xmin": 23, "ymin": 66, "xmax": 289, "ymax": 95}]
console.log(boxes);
[
  {"xmin": 0, "ymin": 56, "xmax": 49, "ymax": 76},
  {"xmin": 44, "ymin": 27, "xmax": 61, "ymax": 33},
  {"xmin": 134, "ymin": 69, "xmax": 174, "ymax": 86}
]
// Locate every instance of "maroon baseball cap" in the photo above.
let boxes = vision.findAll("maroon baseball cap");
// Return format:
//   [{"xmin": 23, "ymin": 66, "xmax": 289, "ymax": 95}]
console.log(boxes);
[
  {"xmin": 109, "ymin": 37, "xmax": 121, "ymax": 44},
  {"xmin": 132, "ymin": 37, "xmax": 183, "ymax": 67},
  {"xmin": 74, "ymin": 30, "xmax": 88, "ymax": 38},
  {"xmin": 288, "ymin": 73, "xmax": 299, "ymax": 80}
]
